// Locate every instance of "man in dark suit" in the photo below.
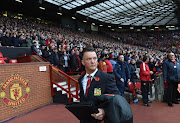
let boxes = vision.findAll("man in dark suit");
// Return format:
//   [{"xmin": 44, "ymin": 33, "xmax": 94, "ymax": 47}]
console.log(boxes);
[
  {"xmin": 114, "ymin": 54, "xmax": 131, "ymax": 96},
  {"xmin": 78, "ymin": 47, "xmax": 120, "ymax": 123},
  {"xmin": 163, "ymin": 52, "xmax": 180, "ymax": 107},
  {"xmin": 50, "ymin": 47, "xmax": 60, "ymax": 68}
]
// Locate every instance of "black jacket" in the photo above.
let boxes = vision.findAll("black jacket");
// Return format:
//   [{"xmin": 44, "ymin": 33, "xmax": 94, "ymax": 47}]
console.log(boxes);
[
  {"xmin": 69, "ymin": 54, "xmax": 79, "ymax": 72},
  {"xmin": 94, "ymin": 94, "xmax": 133, "ymax": 123},
  {"xmin": 42, "ymin": 48, "xmax": 50, "ymax": 61},
  {"xmin": 78, "ymin": 70, "xmax": 120, "ymax": 123},
  {"xmin": 31, "ymin": 45, "xmax": 39, "ymax": 53},
  {"xmin": 114, "ymin": 61, "xmax": 131, "ymax": 82},
  {"xmin": 59, "ymin": 55, "xmax": 70, "ymax": 71},
  {"xmin": 50, "ymin": 52, "xmax": 60, "ymax": 66},
  {"xmin": 163, "ymin": 59, "xmax": 180, "ymax": 82},
  {"xmin": 129, "ymin": 63, "xmax": 138, "ymax": 82},
  {"xmin": 2, "ymin": 36, "xmax": 13, "ymax": 46}
]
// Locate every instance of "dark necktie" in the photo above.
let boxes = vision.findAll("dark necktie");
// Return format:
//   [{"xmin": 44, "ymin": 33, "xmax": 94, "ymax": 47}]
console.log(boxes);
[{"xmin": 85, "ymin": 75, "xmax": 91, "ymax": 96}]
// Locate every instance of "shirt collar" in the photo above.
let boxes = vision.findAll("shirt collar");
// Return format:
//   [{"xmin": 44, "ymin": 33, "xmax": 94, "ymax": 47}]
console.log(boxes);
[{"xmin": 85, "ymin": 68, "xmax": 98, "ymax": 78}]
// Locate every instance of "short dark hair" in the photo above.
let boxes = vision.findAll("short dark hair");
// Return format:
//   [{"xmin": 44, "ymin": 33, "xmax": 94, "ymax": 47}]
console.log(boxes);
[
  {"xmin": 143, "ymin": 55, "xmax": 149, "ymax": 62},
  {"xmin": 82, "ymin": 47, "xmax": 96, "ymax": 59}
]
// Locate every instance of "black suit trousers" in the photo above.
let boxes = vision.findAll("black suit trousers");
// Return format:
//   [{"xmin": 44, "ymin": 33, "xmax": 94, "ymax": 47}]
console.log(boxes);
[
  {"xmin": 167, "ymin": 81, "xmax": 178, "ymax": 103},
  {"xmin": 141, "ymin": 81, "xmax": 150, "ymax": 104}
]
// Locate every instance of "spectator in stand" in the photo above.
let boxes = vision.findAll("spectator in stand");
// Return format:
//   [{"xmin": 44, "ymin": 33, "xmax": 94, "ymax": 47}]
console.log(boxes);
[
  {"xmin": 50, "ymin": 47, "xmax": 60, "ymax": 68},
  {"xmin": 19, "ymin": 34, "xmax": 27, "ymax": 47},
  {"xmin": 75, "ymin": 50, "xmax": 82, "ymax": 72},
  {"xmin": 98, "ymin": 53, "xmax": 107, "ymax": 73},
  {"xmin": 66, "ymin": 46, "xmax": 71, "ymax": 56},
  {"xmin": 59, "ymin": 50, "xmax": 70, "ymax": 72},
  {"xmin": 114, "ymin": 54, "xmax": 131, "ymax": 96},
  {"xmin": 140, "ymin": 55, "xmax": 153, "ymax": 107},
  {"xmin": 49, "ymin": 43, "xmax": 55, "ymax": 53},
  {"xmin": 79, "ymin": 47, "xmax": 83, "ymax": 59},
  {"xmin": 56, "ymin": 35, "xmax": 62, "ymax": 49},
  {"xmin": 0, "ymin": 29, "xmax": 4, "ymax": 38},
  {"xmin": 41, "ymin": 46, "xmax": 51, "ymax": 61},
  {"xmin": 109, "ymin": 53, "xmax": 117, "ymax": 69},
  {"xmin": 129, "ymin": 59, "xmax": 139, "ymax": 85},
  {"xmin": 11, "ymin": 33, "xmax": 19, "ymax": 47},
  {"xmin": 163, "ymin": 52, "xmax": 180, "ymax": 107},
  {"xmin": 46, "ymin": 36, "xmax": 51, "ymax": 47},
  {"xmin": 26, "ymin": 35, "xmax": 33, "ymax": 47},
  {"xmin": 31, "ymin": 42, "xmax": 40, "ymax": 55},
  {"xmin": 136, "ymin": 55, "xmax": 143, "ymax": 68},
  {"xmin": 40, "ymin": 35, "xmax": 47, "ymax": 47},
  {"xmin": 105, "ymin": 54, "xmax": 113, "ymax": 74},
  {"xmin": 148, "ymin": 57, "xmax": 156, "ymax": 81},
  {"xmin": 69, "ymin": 50, "xmax": 80, "ymax": 73},
  {"xmin": 1, "ymin": 32, "xmax": 13, "ymax": 47},
  {"xmin": 34, "ymin": 36, "xmax": 40, "ymax": 49},
  {"xmin": 79, "ymin": 47, "xmax": 85, "ymax": 72},
  {"xmin": 126, "ymin": 57, "xmax": 131, "ymax": 65}
]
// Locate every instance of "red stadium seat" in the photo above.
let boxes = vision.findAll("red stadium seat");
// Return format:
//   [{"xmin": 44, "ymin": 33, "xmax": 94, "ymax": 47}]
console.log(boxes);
[
  {"xmin": 128, "ymin": 82, "xmax": 134, "ymax": 91},
  {"xmin": 9, "ymin": 59, "xmax": 18, "ymax": 63},
  {"xmin": 135, "ymin": 82, "xmax": 141, "ymax": 94},
  {"xmin": 125, "ymin": 82, "xmax": 136, "ymax": 103},
  {"xmin": 0, "ymin": 52, "xmax": 3, "ymax": 58},
  {"xmin": 128, "ymin": 82, "xmax": 137, "ymax": 100},
  {"xmin": 0, "ymin": 59, "xmax": 6, "ymax": 64},
  {"xmin": 0, "ymin": 52, "xmax": 8, "ymax": 61}
]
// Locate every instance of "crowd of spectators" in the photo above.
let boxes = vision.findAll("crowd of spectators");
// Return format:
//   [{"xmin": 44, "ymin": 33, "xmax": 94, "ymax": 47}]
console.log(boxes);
[
  {"xmin": 1, "ymin": 16, "xmax": 180, "ymax": 100},
  {"xmin": 104, "ymin": 31, "xmax": 180, "ymax": 53}
]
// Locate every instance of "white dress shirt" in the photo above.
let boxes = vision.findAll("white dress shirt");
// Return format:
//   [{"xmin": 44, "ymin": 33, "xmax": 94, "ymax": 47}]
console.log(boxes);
[{"xmin": 81, "ymin": 68, "xmax": 98, "ymax": 94}]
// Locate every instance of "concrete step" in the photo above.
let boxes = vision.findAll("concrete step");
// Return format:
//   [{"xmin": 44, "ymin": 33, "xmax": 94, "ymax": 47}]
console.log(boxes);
[
  {"xmin": 58, "ymin": 85, "xmax": 69, "ymax": 93},
  {"xmin": 53, "ymin": 84, "xmax": 57, "ymax": 88},
  {"xmin": 57, "ymin": 81, "xmax": 67, "ymax": 86},
  {"xmin": 56, "ymin": 87, "xmax": 61, "ymax": 91},
  {"xmin": 73, "ymin": 98, "xmax": 80, "ymax": 102},
  {"xmin": 62, "ymin": 85, "xmax": 68, "ymax": 89},
  {"xmin": 53, "ymin": 81, "xmax": 66, "ymax": 88},
  {"xmin": 70, "ymin": 87, "xmax": 76, "ymax": 91}
]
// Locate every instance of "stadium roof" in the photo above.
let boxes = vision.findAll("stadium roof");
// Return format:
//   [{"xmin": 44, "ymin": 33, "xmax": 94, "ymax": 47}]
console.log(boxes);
[{"xmin": 44, "ymin": 0, "xmax": 178, "ymax": 26}]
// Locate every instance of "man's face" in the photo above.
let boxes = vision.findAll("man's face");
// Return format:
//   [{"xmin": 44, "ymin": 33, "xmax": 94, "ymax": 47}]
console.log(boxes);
[
  {"xmin": 6, "ymin": 33, "xmax": 9, "ymax": 37},
  {"xmin": 118, "ymin": 55, "xmax": 124, "ymax": 62},
  {"xmin": 146, "ymin": 58, "xmax": 149, "ymax": 63},
  {"xmin": 82, "ymin": 52, "xmax": 97, "ymax": 72},
  {"xmin": 54, "ymin": 49, "xmax": 58, "ymax": 53},
  {"xmin": 75, "ymin": 51, "xmax": 79, "ymax": 55},
  {"xmin": 131, "ymin": 59, "xmax": 136, "ymax": 64},
  {"xmin": 66, "ymin": 46, "xmax": 70, "ymax": 51},
  {"xmin": 42, "ymin": 46, "xmax": 45, "ymax": 49},
  {"xmin": 71, "ymin": 50, "xmax": 75, "ymax": 54},
  {"xmin": 168, "ymin": 53, "xmax": 175, "ymax": 60}
]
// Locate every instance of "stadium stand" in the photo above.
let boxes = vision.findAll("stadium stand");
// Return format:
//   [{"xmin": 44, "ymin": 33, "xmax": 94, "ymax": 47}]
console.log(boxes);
[{"xmin": 1, "ymin": 0, "xmax": 180, "ymax": 122}]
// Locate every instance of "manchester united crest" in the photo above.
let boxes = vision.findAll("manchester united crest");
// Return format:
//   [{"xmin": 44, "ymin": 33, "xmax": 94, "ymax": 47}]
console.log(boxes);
[
  {"xmin": 10, "ymin": 83, "xmax": 22, "ymax": 101},
  {"xmin": 0, "ymin": 74, "xmax": 30, "ymax": 108}
]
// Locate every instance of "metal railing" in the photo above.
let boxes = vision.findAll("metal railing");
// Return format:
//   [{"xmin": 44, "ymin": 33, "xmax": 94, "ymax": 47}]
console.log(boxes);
[
  {"xmin": 154, "ymin": 71, "xmax": 164, "ymax": 101},
  {"xmin": 50, "ymin": 65, "xmax": 79, "ymax": 103},
  {"xmin": 19, "ymin": 52, "xmax": 80, "ymax": 103}
]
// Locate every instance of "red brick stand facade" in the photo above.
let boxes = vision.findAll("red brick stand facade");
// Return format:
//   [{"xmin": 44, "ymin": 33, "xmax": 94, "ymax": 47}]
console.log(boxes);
[{"xmin": 0, "ymin": 62, "xmax": 52, "ymax": 122}]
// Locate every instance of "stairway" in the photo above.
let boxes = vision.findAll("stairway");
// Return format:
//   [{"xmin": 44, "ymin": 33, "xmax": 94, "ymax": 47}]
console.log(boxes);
[
  {"xmin": 18, "ymin": 53, "xmax": 81, "ymax": 103},
  {"xmin": 53, "ymin": 81, "xmax": 80, "ymax": 103}
]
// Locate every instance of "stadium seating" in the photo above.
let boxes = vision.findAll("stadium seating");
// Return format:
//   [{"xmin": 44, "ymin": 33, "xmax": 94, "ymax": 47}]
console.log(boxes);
[
  {"xmin": 0, "ymin": 52, "xmax": 3, "ymax": 58},
  {"xmin": 125, "ymin": 81, "xmax": 136, "ymax": 103},
  {"xmin": 9, "ymin": 59, "xmax": 18, "ymax": 63},
  {"xmin": 135, "ymin": 82, "xmax": 141, "ymax": 94},
  {"xmin": 0, "ymin": 59, "xmax": 6, "ymax": 64}
]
